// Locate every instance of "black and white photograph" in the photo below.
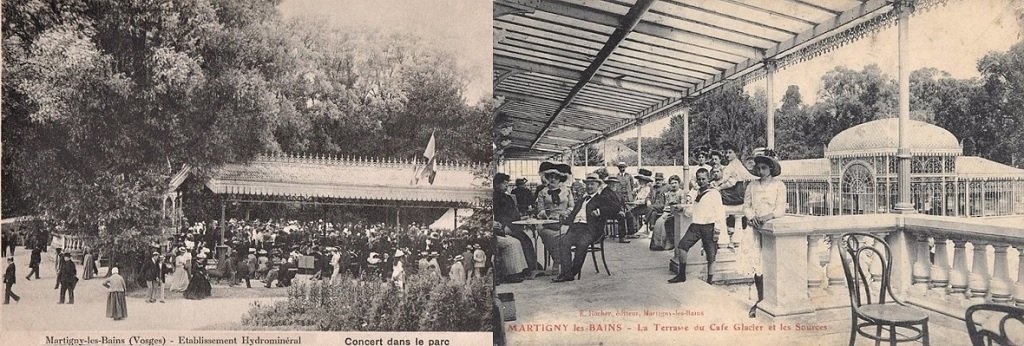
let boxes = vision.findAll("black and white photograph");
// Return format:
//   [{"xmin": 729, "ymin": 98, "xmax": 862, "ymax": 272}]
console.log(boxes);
[
  {"xmin": 492, "ymin": 0, "xmax": 1024, "ymax": 345},
  {"xmin": 1, "ymin": 0, "xmax": 493, "ymax": 340}
]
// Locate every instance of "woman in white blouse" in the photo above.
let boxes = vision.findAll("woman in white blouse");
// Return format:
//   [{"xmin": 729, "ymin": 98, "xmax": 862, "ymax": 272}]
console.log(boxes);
[{"xmin": 741, "ymin": 152, "xmax": 786, "ymax": 318}]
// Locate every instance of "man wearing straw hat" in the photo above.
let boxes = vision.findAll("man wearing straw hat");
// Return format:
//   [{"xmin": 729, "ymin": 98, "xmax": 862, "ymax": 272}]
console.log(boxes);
[{"xmin": 552, "ymin": 173, "xmax": 618, "ymax": 283}]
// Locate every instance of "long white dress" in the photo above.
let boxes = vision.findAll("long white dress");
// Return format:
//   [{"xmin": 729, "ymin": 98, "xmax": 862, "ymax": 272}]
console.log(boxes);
[{"xmin": 167, "ymin": 255, "xmax": 191, "ymax": 292}]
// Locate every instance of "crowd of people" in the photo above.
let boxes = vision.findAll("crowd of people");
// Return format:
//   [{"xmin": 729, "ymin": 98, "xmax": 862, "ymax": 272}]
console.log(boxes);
[
  {"xmin": 494, "ymin": 144, "xmax": 787, "ymax": 317},
  {"xmin": 154, "ymin": 218, "xmax": 493, "ymax": 293},
  {"xmin": 2, "ymin": 213, "xmax": 492, "ymax": 322}
]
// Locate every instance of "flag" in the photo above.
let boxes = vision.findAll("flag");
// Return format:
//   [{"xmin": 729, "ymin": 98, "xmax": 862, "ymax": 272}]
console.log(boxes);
[{"xmin": 412, "ymin": 132, "xmax": 438, "ymax": 185}]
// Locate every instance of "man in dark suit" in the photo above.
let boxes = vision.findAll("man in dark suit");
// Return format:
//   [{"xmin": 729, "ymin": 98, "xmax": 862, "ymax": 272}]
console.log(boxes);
[
  {"xmin": 4, "ymin": 256, "xmax": 20, "ymax": 304},
  {"xmin": 26, "ymin": 245, "xmax": 41, "ymax": 280},
  {"xmin": 602, "ymin": 176, "xmax": 631, "ymax": 243},
  {"xmin": 552, "ymin": 173, "xmax": 619, "ymax": 283},
  {"xmin": 140, "ymin": 252, "xmax": 161, "ymax": 303},
  {"xmin": 56, "ymin": 252, "xmax": 77, "ymax": 304}
]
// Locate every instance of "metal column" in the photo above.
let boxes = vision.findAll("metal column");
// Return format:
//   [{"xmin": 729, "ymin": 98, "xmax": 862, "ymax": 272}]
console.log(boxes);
[{"xmin": 894, "ymin": 1, "xmax": 915, "ymax": 213}]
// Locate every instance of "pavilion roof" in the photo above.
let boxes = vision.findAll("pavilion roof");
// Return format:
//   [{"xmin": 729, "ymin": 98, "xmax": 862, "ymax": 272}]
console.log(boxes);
[
  {"xmin": 494, "ymin": 0, "xmax": 950, "ymax": 159},
  {"xmin": 192, "ymin": 154, "xmax": 488, "ymax": 206}
]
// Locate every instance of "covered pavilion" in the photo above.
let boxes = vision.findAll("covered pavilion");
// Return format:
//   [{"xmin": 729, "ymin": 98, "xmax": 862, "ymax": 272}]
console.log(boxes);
[{"xmin": 164, "ymin": 153, "xmax": 488, "ymax": 250}]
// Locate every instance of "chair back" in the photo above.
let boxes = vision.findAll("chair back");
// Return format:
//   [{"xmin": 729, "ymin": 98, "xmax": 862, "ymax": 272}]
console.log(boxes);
[
  {"xmin": 838, "ymin": 233, "xmax": 893, "ymax": 309},
  {"xmin": 965, "ymin": 303, "xmax": 1024, "ymax": 346}
]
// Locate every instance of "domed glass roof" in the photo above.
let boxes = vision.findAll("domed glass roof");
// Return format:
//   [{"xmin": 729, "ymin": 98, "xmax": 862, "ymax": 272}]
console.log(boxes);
[{"xmin": 825, "ymin": 118, "xmax": 962, "ymax": 158}]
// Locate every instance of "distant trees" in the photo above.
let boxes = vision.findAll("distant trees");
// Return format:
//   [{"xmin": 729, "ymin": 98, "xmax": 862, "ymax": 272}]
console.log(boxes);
[{"xmin": 642, "ymin": 39, "xmax": 1024, "ymax": 167}]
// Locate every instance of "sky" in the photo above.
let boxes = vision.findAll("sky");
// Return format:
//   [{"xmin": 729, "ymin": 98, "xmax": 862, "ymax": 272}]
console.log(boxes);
[
  {"xmin": 618, "ymin": 0, "xmax": 1023, "ymax": 141},
  {"xmin": 277, "ymin": 0, "xmax": 492, "ymax": 105}
]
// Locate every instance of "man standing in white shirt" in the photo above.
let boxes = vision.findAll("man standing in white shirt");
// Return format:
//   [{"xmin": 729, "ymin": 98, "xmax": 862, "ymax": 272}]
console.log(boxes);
[{"xmin": 668, "ymin": 168, "xmax": 724, "ymax": 284}]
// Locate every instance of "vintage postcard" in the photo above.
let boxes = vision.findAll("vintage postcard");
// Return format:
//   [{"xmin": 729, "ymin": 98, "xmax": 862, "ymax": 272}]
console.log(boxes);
[
  {"xmin": 492, "ymin": 0, "xmax": 1024, "ymax": 345},
  {"xmin": 2, "ymin": 0, "xmax": 492, "ymax": 345}
]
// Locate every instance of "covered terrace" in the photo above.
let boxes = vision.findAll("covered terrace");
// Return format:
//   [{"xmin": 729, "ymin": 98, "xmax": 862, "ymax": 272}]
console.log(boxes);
[{"xmin": 493, "ymin": 0, "xmax": 1021, "ymax": 344}]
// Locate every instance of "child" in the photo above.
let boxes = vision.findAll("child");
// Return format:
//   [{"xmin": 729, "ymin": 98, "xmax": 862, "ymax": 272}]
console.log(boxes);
[{"xmin": 472, "ymin": 244, "xmax": 486, "ymax": 279}]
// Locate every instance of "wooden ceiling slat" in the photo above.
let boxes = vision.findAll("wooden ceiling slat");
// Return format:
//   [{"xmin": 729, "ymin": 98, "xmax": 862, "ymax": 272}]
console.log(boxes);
[
  {"xmin": 698, "ymin": 0, "xmax": 891, "ymax": 91},
  {"xmin": 512, "ymin": 73, "xmax": 664, "ymax": 105},
  {"xmin": 655, "ymin": 0, "xmax": 800, "ymax": 36},
  {"xmin": 493, "ymin": 55, "xmax": 683, "ymax": 98},
  {"xmin": 499, "ymin": 17, "xmax": 737, "ymax": 69},
  {"xmin": 499, "ymin": 0, "xmax": 760, "ymax": 59},
  {"xmin": 495, "ymin": 89, "xmax": 637, "ymax": 119},
  {"xmin": 495, "ymin": 49, "xmax": 695, "ymax": 90},
  {"xmin": 501, "ymin": 30, "xmax": 720, "ymax": 78},
  {"xmin": 497, "ymin": 40, "xmax": 705, "ymax": 86}
]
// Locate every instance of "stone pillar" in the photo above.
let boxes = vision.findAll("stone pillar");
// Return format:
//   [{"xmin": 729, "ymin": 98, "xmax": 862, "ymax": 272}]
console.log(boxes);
[
  {"xmin": 967, "ymin": 241, "xmax": 990, "ymax": 301},
  {"xmin": 870, "ymin": 234, "xmax": 888, "ymax": 285},
  {"xmin": 989, "ymin": 243, "xmax": 1013, "ymax": 303},
  {"xmin": 930, "ymin": 236, "xmax": 950, "ymax": 290},
  {"xmin": 1014, "ymin": 245, "xmax": 1024, "ymax": 307},
  {"xmin": 759, "ymin": 229, "xmax": 815, "ymax": 317},
  {"xmin": 826, "ymin": 234, "xmax": 845, "ymax": 288},
  {"xmin": 885, "ymin": 230, "xmax": 914, "ymax": 295},
  {"xmin": 807, "ymin": 234, "xmax": 824, "ymax": 289},
  {"xmin": 894, "ymin": 0, "xmax": 915, "ymax": 213},
  {"xmin": 949, "ymin": 239, "xmax": 969, "ymax": 294},
  {"xmin": 911, "ymin": 233, "xmax": 931, "ymax": 289}
]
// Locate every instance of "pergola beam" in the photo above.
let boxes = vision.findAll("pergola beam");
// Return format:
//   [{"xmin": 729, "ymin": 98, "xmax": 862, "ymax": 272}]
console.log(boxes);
[
  {"xmin": 530, "ymin": 0, "xmax": 658, "ymax": 149},
  {"xmin": 700, "ymin": 0, "xmax": 891, "ymax": 91},
  {"xmin": 493, "ymin": 55, "xmax": 683, "ymax": 98},
  {"xmin": 494, "ymin": 90, "xmax": 636, "ymax": 119},
  {"xmin": 499, "ymin": 0, "xmax": 760, "ymax": 58}
]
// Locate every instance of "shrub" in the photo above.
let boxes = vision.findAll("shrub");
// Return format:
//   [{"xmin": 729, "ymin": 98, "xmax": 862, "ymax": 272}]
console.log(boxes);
[{"xmin": 241, "ymin": 274, "xmax": 492, "ymax": 331}]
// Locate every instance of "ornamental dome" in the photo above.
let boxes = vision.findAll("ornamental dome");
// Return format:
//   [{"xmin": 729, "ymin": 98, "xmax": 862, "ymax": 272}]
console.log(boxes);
[{"xmin": 825, "ymin": 118, "xmax": 962, "ymax": 158}]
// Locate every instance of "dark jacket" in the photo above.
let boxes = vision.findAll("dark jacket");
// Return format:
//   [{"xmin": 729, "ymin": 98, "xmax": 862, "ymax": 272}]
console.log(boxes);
[
  {"xmin": 4, "ymin": 264, "xmax": 14, "ymax": 284},
  {"xmin": 511, "ymin": 186, "xmax": 534, "ymax": 214},
  {"xmin": 493, "ymin": 190, "xmax": 519, "ymax": 228},
  {"xmin": 140, "ymin": 258, "xmax": 161, "ymax": 282},
  {"xmin": 30, "ymin": 248, "xmax": 42, "ymax": 267},
  {"xmin": 57, "ymin": 259, "xmax": 77, "ymax": 284},
  {"xmin": 563, "ymin": 187, "xmax": 619, "ymax": 235}
]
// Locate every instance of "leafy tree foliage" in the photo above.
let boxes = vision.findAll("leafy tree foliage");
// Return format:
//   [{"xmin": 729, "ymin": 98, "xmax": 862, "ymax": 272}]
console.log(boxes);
[
  {"xmin": 2, "ymin": 0, "xmax": 491, "ymax": 284},
  {"xmin": 643, "ymin": 42, "xmax": 1024, "ymax": 167}
]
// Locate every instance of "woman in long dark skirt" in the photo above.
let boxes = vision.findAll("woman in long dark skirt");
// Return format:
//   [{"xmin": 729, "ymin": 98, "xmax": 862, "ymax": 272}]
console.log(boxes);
[
  {"xmin": 183, "ymin": 253, "xmax": 211, "ymax": 300},
  {"xmin": 82, "ymin": 248, "xmax": 97, "ymax": 280},
  {"xmin": 102, "ymin": 267, "xmax": 127, "ymax": 320}
]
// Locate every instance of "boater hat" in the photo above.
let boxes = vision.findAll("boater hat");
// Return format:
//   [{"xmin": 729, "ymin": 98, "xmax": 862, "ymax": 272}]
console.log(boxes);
[
  {"xmin": 616, "ymin": 161, "xmax": 627, "ymax": 167},
  {"xmin": 582, "ymin": 173, "xmax": 602, "ymax": 184}
]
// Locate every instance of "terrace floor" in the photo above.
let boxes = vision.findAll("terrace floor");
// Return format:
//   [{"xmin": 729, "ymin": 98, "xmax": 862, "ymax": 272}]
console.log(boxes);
[{"xmin": 496, "ymin": 235, "xmax": 972, "ymax": 346}]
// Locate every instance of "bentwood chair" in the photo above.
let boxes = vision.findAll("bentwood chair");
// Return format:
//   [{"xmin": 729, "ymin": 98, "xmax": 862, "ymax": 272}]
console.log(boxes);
[
  {"xmin": 839, "ymin": 232, "xmax": 930, "ymax": 346},
  {"xmin": 965, "ymin": 303, "xmax": 1024, "ymax": 346},
  {"xmin": 572, "ymin": 234, "xmax": 610, "ymax": 279}
]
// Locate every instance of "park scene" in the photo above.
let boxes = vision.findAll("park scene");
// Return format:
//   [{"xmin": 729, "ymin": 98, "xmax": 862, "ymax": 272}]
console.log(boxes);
[
  {"xmin": 2, "ymin": 0, "xmax": 493, "ymax": 333},
  {"xmin": 493, "ymin": 0, "xmax": 1024, "ymax": 345}
]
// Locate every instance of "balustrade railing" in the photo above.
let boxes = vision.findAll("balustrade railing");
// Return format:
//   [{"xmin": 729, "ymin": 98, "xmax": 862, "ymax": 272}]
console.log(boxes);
[{"xmin": 757, "ymin": 214, "xmax": 1024, "ymax": 319}]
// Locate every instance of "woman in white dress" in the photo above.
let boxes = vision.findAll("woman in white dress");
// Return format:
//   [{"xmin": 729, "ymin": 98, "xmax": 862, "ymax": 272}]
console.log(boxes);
[
  {"xmin": 741, "ymin": 153, "xmax": 787, "ymax": 318},
  {"xmin": 166, "ymin": 248, "xmax": 191, "ymax": 292}
]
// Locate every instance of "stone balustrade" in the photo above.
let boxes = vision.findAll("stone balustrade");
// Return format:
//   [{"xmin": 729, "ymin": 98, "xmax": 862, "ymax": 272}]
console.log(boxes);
[{"xmin": 756, "ymin": 214, "xmax": 1024, "ymax": 318}]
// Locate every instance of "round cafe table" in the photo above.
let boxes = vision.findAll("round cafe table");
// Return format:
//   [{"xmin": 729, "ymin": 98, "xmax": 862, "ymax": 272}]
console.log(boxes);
[{"xmin": 511, "ymin": 219, "xmax": 559, "ymax": 260}]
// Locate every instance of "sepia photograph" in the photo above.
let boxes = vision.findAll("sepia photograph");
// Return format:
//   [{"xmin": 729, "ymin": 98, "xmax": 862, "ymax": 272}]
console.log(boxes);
[
  {"xmin": 2, "ymin": 0, "xmax": 492, "ymax": 343},
  {"xmin": 492, "ymin": 0, "xmax": 1024, "ymax": 345}
]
